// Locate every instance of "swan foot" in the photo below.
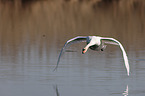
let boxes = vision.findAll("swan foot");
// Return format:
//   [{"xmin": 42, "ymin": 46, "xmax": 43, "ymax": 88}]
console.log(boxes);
[{"xmin": 101, "ymin": 45, "xmax": 107, "ymax": 51}]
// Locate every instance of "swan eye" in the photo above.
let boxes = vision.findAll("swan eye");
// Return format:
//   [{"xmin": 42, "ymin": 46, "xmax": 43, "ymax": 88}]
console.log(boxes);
[{"xmin": 82, "ymin": 49, "xmax": 85, "ymax": 51}]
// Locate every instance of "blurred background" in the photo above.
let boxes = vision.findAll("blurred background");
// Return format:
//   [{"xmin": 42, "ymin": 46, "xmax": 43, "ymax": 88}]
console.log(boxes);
[{"xmin": 0, "ymin": 0, "xmax": 145, "ymax": 96}]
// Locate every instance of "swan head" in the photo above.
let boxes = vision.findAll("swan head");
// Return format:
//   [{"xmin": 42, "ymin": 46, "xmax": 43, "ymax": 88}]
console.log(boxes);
[{"xmin": 82, "ymin": 48, "xmax": 87, "ymax": 54}]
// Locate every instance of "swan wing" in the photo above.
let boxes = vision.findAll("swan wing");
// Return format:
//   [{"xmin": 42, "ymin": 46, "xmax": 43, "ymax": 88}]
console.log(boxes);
[
  {"xmin": 101, "ymin": 37, "xmax": 130, "ymax": 76},
  {"xmin": 54, "ymin": 36, "xmax": 87, "ymax": 71}
]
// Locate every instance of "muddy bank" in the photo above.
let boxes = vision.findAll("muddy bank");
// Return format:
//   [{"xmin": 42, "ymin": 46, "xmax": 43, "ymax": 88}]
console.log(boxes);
[{"xmin": 0, "ymin": 0, "xmax": 145, "ymax": 8}]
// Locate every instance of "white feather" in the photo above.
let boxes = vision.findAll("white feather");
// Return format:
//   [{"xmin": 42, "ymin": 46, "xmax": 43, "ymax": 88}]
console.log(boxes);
[{"xmin": 54, "ymin": 36, "xmax": 130, "ymax": 76}]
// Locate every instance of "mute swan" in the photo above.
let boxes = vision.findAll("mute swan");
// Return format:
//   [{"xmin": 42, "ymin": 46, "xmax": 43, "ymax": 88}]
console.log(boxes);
[{"xmin": 54, "ymin": 36, "xmax": 130, "ymax": 76}]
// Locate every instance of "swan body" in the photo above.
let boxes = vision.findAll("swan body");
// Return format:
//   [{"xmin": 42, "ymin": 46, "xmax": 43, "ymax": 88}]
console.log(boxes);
[{"xmin": 54, "ymin": 36, "xmax": 130, "ymax": 76}]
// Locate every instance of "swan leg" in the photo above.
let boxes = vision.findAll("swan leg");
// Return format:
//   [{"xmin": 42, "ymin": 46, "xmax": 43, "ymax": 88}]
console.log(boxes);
[{"xmin": 101, "ymin": 45, "xmax": 107, "ymax": 51}]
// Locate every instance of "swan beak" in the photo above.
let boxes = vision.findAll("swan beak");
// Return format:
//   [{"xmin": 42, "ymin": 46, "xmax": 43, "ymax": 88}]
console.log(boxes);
[{"xmin": 82, "ymin": 49, "xmax": 86, "ymax": 54}]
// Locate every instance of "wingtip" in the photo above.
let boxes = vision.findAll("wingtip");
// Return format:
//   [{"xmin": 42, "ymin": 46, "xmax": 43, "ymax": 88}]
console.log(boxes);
[
  {"xmin": 127, "ymin": 71, "xmax": 130, "ymax": 76},
  {"xmin": 53, "ymin": 67, "xmax": 57, "ymax": 72},
  {"xmin": 127, "ymin": 73, "xmax": 129, "ymax": 76},
  {"xmin": 53, "ymin": 62, "xmax": 59, "ymax": 72},
  {"xmin": 54, "ymin": 62, "xmax": 59, "ymax": 72},
  {"xmin": 127, "ymin": 64, "xmax": 130, "ymax": 76}
]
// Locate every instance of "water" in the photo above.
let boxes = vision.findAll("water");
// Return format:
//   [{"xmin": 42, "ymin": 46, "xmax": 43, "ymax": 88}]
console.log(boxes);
[{"xmin": 0, "ymin": 0, "xmax": 145, "ymax": 96}]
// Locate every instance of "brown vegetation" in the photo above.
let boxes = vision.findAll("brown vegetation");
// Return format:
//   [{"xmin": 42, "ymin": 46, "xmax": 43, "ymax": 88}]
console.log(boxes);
[{"xmin": 0, "ymin": 0, "xmax": 145, "ymax": 58}]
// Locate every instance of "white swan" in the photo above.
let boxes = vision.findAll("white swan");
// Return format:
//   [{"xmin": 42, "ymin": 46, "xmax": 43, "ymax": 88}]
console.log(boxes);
[{"xmin": 54, "ymin": 36, "xmax": 130, "ymax": 76}]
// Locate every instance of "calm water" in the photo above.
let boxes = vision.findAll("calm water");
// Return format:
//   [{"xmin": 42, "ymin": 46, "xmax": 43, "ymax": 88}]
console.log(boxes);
[{"xmin": 0, "ymin": 0, "xmax": 145, "ymax": 96}]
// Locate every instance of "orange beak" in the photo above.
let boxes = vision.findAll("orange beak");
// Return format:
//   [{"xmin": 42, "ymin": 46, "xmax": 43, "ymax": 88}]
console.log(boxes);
[{"xmin": 82, "ymin": 49, "xmax": 86, "ymax": 54}]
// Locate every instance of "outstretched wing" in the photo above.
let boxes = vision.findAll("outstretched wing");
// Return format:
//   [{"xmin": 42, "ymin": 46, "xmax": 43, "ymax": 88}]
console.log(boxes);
[
  {"xmin": 54, "ymin": 36, "xmax": 87, "ymax": 71},
  {"xmin": 101, "ymin": 37, "xmax": 130, "ymax": 76}
]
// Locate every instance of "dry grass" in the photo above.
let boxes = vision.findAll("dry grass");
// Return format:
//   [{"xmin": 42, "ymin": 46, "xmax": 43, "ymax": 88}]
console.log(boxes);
[{"xmin": 0, "ymin": 0, "xmax": 145, "ymax": 53}]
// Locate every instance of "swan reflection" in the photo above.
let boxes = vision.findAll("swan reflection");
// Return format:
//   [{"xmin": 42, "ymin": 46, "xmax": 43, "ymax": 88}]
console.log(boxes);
[
  {"xmin": 122, "ymin": 85, "xmax": 128, "ymax": 96},
  {"xmin": 53, "ymin": 85, "xmax": 60, "ymax": 96}
]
